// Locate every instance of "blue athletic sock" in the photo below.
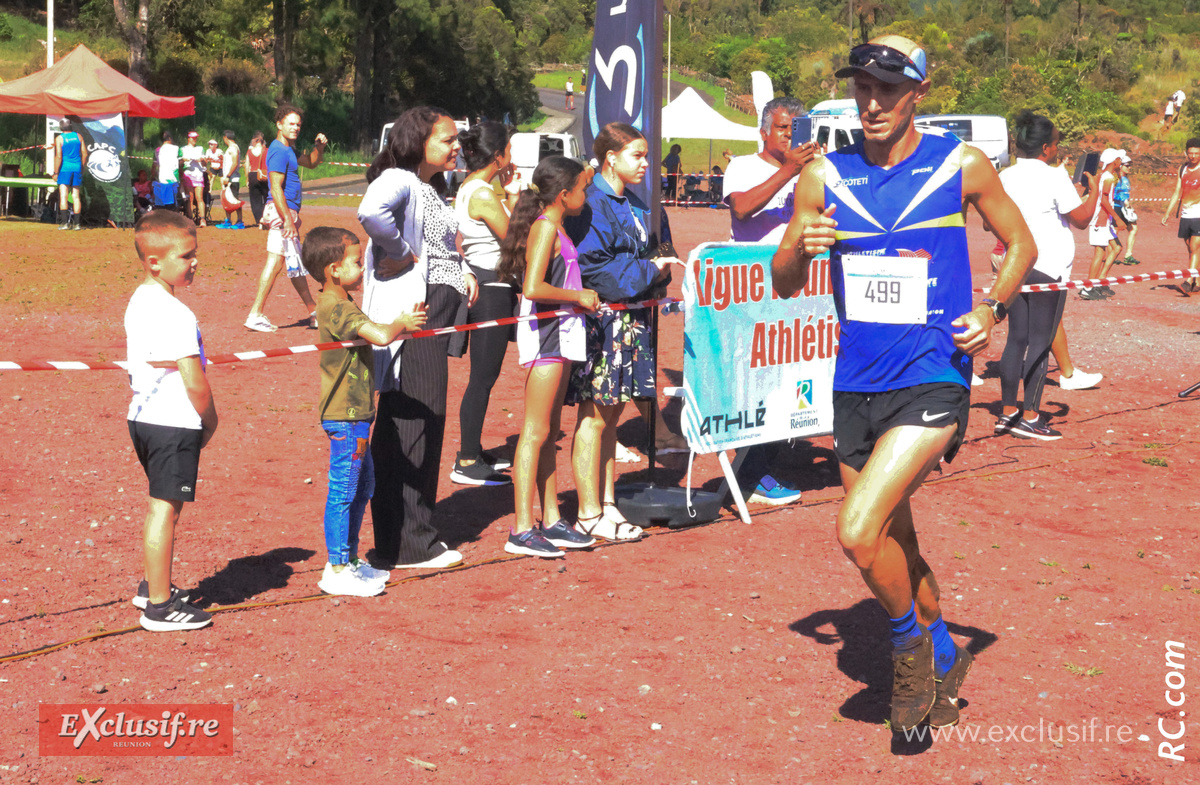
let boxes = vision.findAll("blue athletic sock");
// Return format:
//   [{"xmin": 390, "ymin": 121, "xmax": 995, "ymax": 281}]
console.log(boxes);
[
  {"xmin": 889, "ymin": 601, "xmax": 923, "ymax": 651},
  {"xmin": 928, "ymin": 615, "xmax": 958, "ymax": 680}
]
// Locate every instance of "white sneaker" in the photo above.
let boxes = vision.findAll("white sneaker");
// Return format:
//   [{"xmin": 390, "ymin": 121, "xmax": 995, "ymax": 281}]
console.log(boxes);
[
  {"xmin": 614, "ymin": 441, "xmax": 642, "ymax": 463},
  {"xmin": 394, "ymin": 549, "xmax": 463, "ymax": 570},
  {"xmin": 1059, "ymin": 369, "xmax": 1103, "ymax": 390},
  {"xmin": 350, "ymin": 558, "xmax": 390, "ymax": 583},
  {"xmin": 318, "ymin": 563, "xmax": 385, "ymax": 596},
  {"xmin": 971, "ymin": 374, "xmax": 984, "ymax": 387}
]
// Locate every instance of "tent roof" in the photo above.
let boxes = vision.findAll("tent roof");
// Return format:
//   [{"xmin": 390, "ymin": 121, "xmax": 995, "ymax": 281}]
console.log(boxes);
[
  {"xmin": 0, "ymin": 45, "xmax": 194, "ymax": 118},
  {"xmin": 661, "ymin": 87, "xmax": 759, "ymax": 142}
]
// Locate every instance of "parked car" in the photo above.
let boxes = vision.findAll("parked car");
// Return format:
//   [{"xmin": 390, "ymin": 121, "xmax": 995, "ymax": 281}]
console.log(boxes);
[
  {"xmin": 807, "ymin": 99, "xmax": 863, "ymax": 154},
  {"xmin": 915, "ymin": 114, "xmax": 1010, "ymax": 169},
  {"xmin": 377, "ymin": 118, "xmax": 472, "ymax": 195}
]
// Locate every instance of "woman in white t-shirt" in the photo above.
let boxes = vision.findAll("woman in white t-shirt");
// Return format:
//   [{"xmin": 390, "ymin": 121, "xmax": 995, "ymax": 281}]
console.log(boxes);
[
  {"xmin": 451, "ymin": 121, "xmax": 519, "ymax": 487},
  {"xmin": 180, "ymin": 132, "xmax": 207, "ymax": 227},
  {"xmin": 994, "ymin": 110, "xmax": 1103, "ymax": 440}
]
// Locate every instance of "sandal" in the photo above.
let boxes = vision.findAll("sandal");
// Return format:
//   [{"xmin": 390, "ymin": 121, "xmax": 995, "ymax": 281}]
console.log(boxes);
[
  {"xmin": 575, "ymin": 511, "xmax": 641, "ymax": 542},
  {"xmin": 603, "ymin": 502, "xmax": 643, "ymax": 539}
]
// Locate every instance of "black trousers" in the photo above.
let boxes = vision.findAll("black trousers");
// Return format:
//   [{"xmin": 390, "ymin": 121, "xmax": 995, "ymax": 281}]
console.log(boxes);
[
  {"xmin": 999, "ymin": 269, "xmax": 1067, "ymax": 412},
  {"xmin": 458, "ymin": 266, "xmax": 517, "ymax": 460},
  {"xmin": 248, "ymin": 172, "xmax": 270, "ymax": 225},
  {"xmin": 370, "ymin": 283, "xmax": 462, "ymax": 565}
]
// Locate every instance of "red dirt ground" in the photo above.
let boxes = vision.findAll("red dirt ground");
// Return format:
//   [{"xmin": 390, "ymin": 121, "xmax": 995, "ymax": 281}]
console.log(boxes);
[{"xmin": 0, "ymin": 189, "xmax": 1197, "ymax": 783}]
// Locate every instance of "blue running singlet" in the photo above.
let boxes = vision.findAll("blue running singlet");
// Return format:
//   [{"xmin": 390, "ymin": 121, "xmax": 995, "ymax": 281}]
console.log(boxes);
[
  {"xmin": 821, "ymin": 133, "xmax": 973, "ymax": 393},
  {"xmin": 59, "ymin": 131, "xmax": 83, "ymax": 173}
]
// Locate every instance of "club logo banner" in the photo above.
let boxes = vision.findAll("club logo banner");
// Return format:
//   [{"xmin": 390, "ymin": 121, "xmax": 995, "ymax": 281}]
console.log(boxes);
[
  {"xmin": 54, "ymin": 112, "xmax": 134, "ymax": 227},
  {"xmin": 681, "ymin": 243, "xmax": 838, "ymax": 453},
  {"xmin": 586, "ymin": 0, "xmax": 658, "ymax": 207}
]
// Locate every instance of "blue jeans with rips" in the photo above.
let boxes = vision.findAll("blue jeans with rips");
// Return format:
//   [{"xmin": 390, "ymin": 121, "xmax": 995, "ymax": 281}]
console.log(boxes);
[{"xmin": 322, "ymin": 419, "xmax": 375, "ymax": 565}]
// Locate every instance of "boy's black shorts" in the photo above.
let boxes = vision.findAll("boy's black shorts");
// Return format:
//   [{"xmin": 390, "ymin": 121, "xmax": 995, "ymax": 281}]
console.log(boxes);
[
  {"xmin": 128, "ymin": 421, "xmax": 202, "ymax": 502},
  {"xmin": 832, "ymin": 382, "xmax": 970, "ymax": 473}
]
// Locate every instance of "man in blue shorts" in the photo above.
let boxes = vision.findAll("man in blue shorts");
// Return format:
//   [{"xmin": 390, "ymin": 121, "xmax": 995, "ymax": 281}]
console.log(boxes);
[
  {"xmin": 772, "ymin": 35, "xmax": 1036, "ymax": 733},
  {"xmin": 51, "ymin": 118, "xmax": 89, "ymax": 230}
]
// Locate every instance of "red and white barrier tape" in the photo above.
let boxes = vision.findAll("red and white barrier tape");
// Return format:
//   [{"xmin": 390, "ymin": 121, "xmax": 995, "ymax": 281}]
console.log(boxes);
[
  {"xmin": 323, "ymin": 161, "xmax": 369, "ymax": 168},
  {"xmin": 302, "ymin": 192, "xmax": 363, "ymax": 198},
  {"xmin": 0, "ymin": 297, "xmax": 680, "ymax": 372},
  {"xmin": 0, "ymin": 144, "xmax": 51, "ymax": 156},
  {"xmin": 976, "ymin": 268, "xmax": 1198, "ymax": 294}
]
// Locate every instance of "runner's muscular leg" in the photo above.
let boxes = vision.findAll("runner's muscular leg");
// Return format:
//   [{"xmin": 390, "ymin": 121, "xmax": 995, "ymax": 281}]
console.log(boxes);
[{"xmin": 837, "ymin": 423, "xmax": 956, "ymax": 619}]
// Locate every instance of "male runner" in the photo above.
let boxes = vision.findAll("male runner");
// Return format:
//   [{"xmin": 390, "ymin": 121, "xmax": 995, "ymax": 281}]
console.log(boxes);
[
  {"xmin": 722, "ymin": 96, "xmax": 818, "ymax": 505},
  {"xmin": 1161, "ymin": 137, "xmax": 1200, "ymax": 295},
  {"xmin": 772, "ymin": 35, "xmax": 1036, "ymax": 732}
]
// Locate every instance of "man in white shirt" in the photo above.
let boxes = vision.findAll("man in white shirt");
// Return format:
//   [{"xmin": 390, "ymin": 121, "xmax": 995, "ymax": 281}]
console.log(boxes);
[{"xmin": 720, "ymin": 96, "xmax": 818, "ymax": 505}]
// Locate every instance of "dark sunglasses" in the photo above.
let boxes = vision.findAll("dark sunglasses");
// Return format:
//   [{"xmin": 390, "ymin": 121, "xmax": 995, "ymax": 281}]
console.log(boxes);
[{"xmin": 848, "ymin": 43, "xmax": 925, "ymax": 80}]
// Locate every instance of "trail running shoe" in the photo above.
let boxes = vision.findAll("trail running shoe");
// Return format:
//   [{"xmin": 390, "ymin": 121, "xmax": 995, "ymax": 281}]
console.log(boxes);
[
  {"xmin": 132, "ymin": 580, "xmax": 190, "ymax": 610},
  {"xmin": 539, "ymin": 520, "xmax": 595, "ymax": 549},
  {"xmin": 1009, "ymin": 415, "xmax": 1063, "ymax": 441},
  {"xmin": 139, "ymin": 595, "xmax": 213, "ymax": 632},
  {"xmin": 504, "ymin": 528, "xmax": 564, "ymax": 559},
  {"xmin": 1098, "ymin": 285, "xmax": 1115, "ymax": 298},
  {"xmin": 928, "ymin": 645, "xmax": 975, "ymax": 729},
  {"xmin": 1078, "ymin": 288, "xmax": 1104, "ymax": 301},
  {"xmin": 891, "ymin": 627, "xmax": 936, "ymax": 731}
]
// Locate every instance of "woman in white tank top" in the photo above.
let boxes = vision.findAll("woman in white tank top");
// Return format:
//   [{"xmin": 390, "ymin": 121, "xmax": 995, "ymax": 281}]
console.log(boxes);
[{"xmin": 450, "ymin": 121, "xmax": 522, "ymax": 487}]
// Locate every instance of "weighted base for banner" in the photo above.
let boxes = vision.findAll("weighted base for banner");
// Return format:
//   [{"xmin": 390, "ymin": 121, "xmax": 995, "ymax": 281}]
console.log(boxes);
[{"xmin": 613, "ymin": 484, "xmax": 724, "ymax": 529}]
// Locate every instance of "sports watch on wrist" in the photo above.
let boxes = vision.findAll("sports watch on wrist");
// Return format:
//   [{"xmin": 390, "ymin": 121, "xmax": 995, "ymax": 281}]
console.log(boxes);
[{"xmin": 980, "ymin": 298, "xmax": 1007, "ymax": 324}]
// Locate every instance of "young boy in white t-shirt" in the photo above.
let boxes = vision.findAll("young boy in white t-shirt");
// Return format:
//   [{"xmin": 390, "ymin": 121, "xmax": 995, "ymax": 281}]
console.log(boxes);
[{"xmin": 125, "ymin": 210, "xmax": 219, "ymax": 632}]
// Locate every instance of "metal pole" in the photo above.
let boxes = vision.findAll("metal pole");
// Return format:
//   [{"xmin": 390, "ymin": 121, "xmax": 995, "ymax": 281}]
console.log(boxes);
[{"xmin": 45, "ymin": 0, "xmax": 55, "ymax": 174}]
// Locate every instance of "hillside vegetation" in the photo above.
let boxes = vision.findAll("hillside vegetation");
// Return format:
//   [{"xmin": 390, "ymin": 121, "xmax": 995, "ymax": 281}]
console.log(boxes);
[{"xmin": 2, "ymin": 0, "xmax": 1200, "ymax": 160}]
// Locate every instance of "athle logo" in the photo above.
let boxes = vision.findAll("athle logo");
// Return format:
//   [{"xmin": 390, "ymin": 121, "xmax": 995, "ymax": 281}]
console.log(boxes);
[{"xmin": 796, "ymin": 379, "xmax": 814, "ymax": 410}]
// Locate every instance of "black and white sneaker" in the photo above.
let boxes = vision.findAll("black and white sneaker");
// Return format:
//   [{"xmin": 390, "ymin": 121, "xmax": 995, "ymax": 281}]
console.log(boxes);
[
  {"xmin": 132, "ymin": 580, "xmax": 190, "ymax": 610},
  {"xmin": 480, "ymin": 451, "xmax": 512, "ymax": 471},
  {"xmin": 139, "ymin": 595, "xmax": 212, "ymax": 632},
  {"xmin": 993, "ymin": 412, "xmax": 1021, "ymax": 435},
  {"xmin": 539, "ymin": 519, "xmax": 595, "ymax": 549},
  {"xmin": 504, "ymin": 529, "xmax": 564, "ymax": 559},
  {"xmin": 1078, "ymin": 288, "xmax": 1104, "ymax": 301},
  {"xmin": 450, "ymin": 455, "xmax": 511, "ymax": 486},
  {"xmin": 1098, "ymin": 285, "xmax": 1115, "ymax": 298},
  {"xmin": 1009, "ymin": 415, "xmax": 1063, "ymax": 441}
]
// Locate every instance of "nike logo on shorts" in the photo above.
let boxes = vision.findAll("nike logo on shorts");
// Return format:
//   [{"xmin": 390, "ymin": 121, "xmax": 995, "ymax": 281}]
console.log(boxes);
[{"xmin": 921, "ymin": 411, "xmax": 949, "ymax": 423}]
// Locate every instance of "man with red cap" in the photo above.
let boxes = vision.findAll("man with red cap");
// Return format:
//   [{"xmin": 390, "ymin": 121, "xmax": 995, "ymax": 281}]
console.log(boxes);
[{"xmin": 772, "ymin": 35, "xmax": 1036, "ymax": 733}]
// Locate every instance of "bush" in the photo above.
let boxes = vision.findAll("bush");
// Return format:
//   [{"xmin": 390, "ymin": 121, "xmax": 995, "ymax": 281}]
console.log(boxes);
[
  {"xmin": 0, "ymin": 13, "xmax": 14, "ymax": 43},
  {"xmin": 204, "ymin": 59, "xmax": 270, "ymax": 95},
  {"xmin": 149, "ymin": 56, "xmax": 204, "ymax": 97}
]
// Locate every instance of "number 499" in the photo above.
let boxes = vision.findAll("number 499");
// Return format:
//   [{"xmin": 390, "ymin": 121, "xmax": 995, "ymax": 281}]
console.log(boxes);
[{"xmin": 865, "ymin": 279, "xmax": 901, "ymax": 304}]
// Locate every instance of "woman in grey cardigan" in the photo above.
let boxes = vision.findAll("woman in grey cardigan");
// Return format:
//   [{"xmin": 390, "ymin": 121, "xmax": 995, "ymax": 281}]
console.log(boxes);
[{"xmin": 359, "ymin": 106, "xmax": 478, "ymax": 569}]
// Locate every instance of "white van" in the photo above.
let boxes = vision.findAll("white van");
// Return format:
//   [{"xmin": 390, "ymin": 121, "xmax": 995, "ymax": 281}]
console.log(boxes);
[
  {"xmin": 377, "ymin": 119, "xmax": 472, "ymax": 194},
  {"xmin": 509, "ymin": 132, "xmax": 585, "ymax": 186},
  {"xmin": 915, "ymin": 115, "xmax": 1010, "ymax": 169},
  {"xmin": 807, "ymin": 99, "xmax": 863, "ymax": 154}
]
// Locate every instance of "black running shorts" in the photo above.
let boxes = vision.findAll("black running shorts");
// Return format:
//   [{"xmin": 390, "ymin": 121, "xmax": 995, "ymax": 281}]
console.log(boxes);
[
  {"xmin": 832, "ymin": 382, "xmax": 970, "ymax": 472},
  {"xmin": 1179, "ymin": 217, "xmax": 1200, "ymax": 239},
  {"xmin": 128, "ymin": 421, "xmax": 203, "ymax": 502}
]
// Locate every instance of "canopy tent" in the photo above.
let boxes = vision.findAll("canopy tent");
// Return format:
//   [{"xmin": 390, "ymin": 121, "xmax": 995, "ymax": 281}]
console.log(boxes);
[
  {"xmin": 0, "ymin": 44, "xmax": 193, "ymax": 117},
  {"xmin": 660, "ymin": 87, "xmax": 759, "ymax": 142},
  {"xmin": 661, "ymin": 87, "xmax": 759, "ymax": 203}
]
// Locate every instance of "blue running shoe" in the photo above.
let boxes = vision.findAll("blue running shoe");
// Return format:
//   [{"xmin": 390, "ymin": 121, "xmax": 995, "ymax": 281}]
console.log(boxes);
[{"xmin": 747, "ymin": 474, "xmax": 801, "ymax": 506}]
